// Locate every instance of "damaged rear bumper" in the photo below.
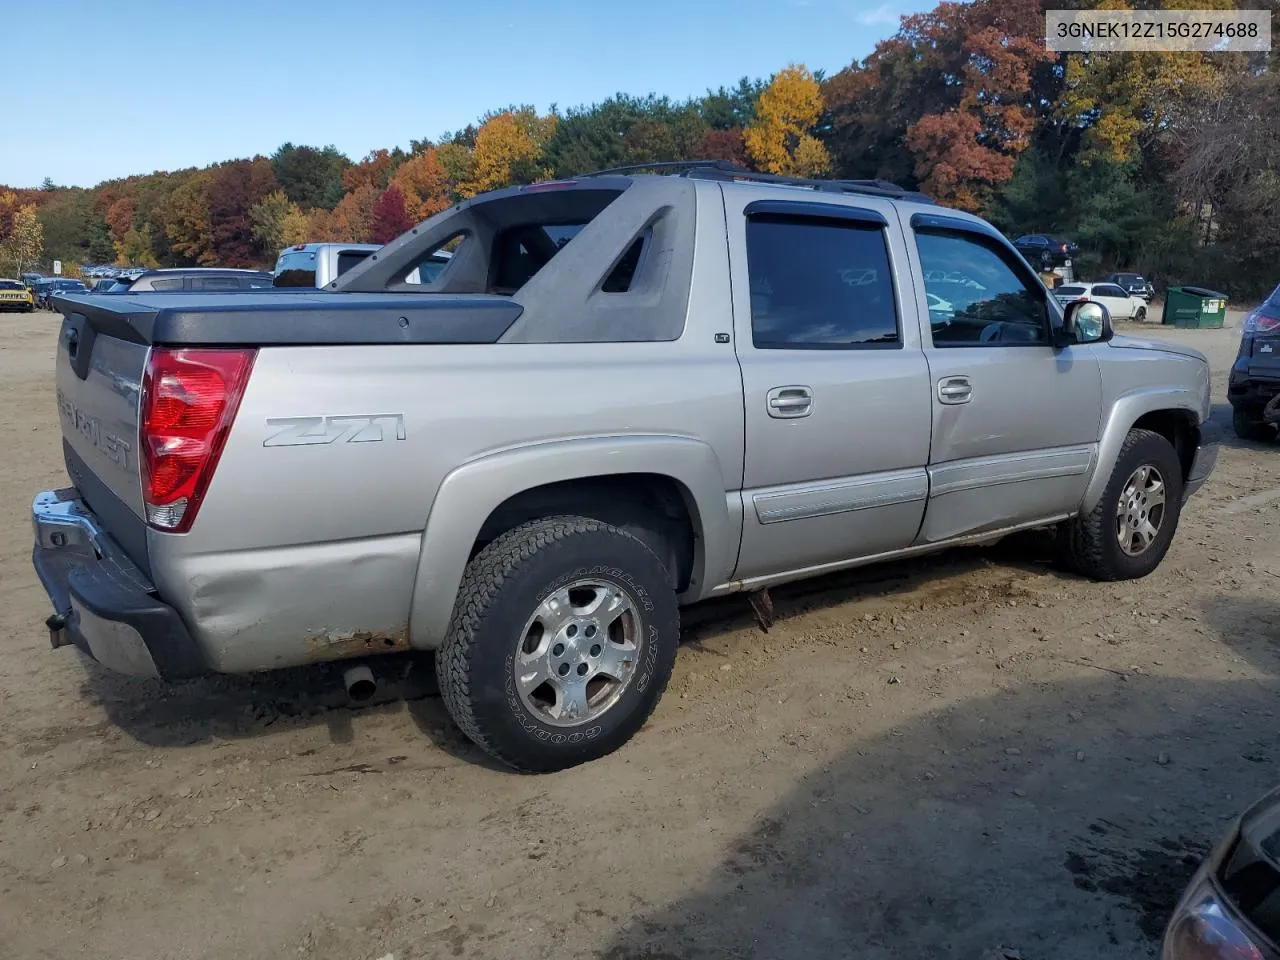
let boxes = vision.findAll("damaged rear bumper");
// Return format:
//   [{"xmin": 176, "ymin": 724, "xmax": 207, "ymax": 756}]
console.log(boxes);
[{"xmin": 31, "ymin": 488, "xmax": 206, "ymax": 679}]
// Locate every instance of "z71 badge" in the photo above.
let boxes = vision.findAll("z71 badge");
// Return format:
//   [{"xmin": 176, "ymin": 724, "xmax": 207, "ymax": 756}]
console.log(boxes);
[{"xmin": 263, "ymin": 415, "xmax": 407, "ymax": 447}]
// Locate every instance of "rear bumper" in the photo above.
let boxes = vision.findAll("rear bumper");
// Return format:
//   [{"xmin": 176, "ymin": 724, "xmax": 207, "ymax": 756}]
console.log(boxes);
[
  {"xmin": 31, "ymin": 488, "xmax": 206, "ymax": 679},
  {"xmin": 1184, "ymin": 420, "xmax": 1220, "ymax": 502}
]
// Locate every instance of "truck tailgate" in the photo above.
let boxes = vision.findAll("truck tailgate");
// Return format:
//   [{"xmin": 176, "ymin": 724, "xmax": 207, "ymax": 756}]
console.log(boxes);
[
  {"xmin": 54, "ymin": 308, "xmax": 150, "ymax": 568},
  {"xmin": 1249, "ymin": 336, "xmax": 1280, "ymax": 380}
]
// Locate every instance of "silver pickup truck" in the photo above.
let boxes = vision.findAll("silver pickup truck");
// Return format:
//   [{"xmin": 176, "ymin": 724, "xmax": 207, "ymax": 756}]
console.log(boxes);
[{"xmin": 33, "ymin": 163, "xmax": 1218, "ymax": 772}]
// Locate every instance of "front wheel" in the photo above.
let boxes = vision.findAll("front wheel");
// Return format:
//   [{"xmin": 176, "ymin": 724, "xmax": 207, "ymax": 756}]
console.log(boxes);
[
  {"xmin": 1135, "ymin": 306, "xmax": 1146, "ymax": 322},
  {"xmin": 1058, "ymin": 428, "xmax": 1184, "ymax": 581},
  {"xmin": 437, "ymin": 516, "xmax": 680, "ymax": 772}
]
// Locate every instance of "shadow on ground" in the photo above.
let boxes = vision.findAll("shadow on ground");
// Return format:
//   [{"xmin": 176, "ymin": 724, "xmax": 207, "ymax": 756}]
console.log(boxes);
[
  {"xmin": 597, "ymin": 597, "xmax": 1280, "ymax": 960},
  {"xmin": 79, "ymin": 532, "xmax": 1065, "ymax": 759},
  {"xmin": 1210, "ymin": 402, "xmax": 1279, "ymax": 453}
]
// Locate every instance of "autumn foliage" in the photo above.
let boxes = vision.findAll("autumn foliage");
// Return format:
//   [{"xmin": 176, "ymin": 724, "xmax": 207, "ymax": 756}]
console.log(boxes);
[
  {"xmin": 4, "ymin": 0, "xmax": 1276, "ymax": 299},
  {"xmin": 744, "ymin": 65, "xmax": 831, "ymax": 177}
]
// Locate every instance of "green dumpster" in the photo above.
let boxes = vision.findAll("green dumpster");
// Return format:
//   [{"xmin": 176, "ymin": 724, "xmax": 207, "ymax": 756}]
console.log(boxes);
[{"xmin": 1161, "ymin": 285, "xmax": 1228, "ymax": 328}]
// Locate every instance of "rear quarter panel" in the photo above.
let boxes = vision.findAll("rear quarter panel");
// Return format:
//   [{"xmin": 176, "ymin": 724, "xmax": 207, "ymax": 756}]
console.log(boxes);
[{"xmin": 149, "ymin": 181, "xmax": 746, "ymax": 671}]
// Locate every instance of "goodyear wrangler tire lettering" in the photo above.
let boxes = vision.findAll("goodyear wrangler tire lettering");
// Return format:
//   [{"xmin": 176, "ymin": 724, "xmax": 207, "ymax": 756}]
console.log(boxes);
[{"xmin": 437, "ymin": 515, "xmax": 681, "ymax": 773}]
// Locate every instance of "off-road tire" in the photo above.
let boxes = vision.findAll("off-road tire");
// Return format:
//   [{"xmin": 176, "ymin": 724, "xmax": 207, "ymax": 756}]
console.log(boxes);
[
  {"xmin": 1059, "ymin": 428, "xmax": 1184, "ymax": 581},
  {"xmin": 437, "ymin": 515, "xmax": 680, "ymax": 772},
  {"xmin": 1233, "ymin": 406, "xmax": 1274, "ymax": 442}
]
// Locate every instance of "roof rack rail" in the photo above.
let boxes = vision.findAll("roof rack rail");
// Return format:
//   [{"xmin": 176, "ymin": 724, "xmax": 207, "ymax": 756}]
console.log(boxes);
[
  {"xmin": 576, "ymin": 159, "xmax": 933, "ymax": 204},
  {"xmin": 578, "ymin": 160, "xmax": 745, "ymax": 178}
]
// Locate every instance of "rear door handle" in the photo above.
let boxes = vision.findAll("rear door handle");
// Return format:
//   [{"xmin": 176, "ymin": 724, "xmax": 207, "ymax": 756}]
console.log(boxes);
[
  {"xmin": 937, "ymin": 376, "xmax": 972, "ymax": 405},
  {"xmin": 766, "ymin": 385, "xmax": 813, "ymax": 419}
]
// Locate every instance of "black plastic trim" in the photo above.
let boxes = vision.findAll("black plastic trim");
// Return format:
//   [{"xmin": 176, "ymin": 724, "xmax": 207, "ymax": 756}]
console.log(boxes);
[
  {"xmin": 909, "ymin": 211, "xmax": 1006, "ymax": 242},
  {"xmin": 32, "ymin": 534, "xmax": 206, "ymax": 681},
  {"xmin": 53, "ymin": 293, "xmax": 524, "ymax": 347},
  {"xmin": 745, "ymin": 199, "xmax": 889, "ymax": 226}
]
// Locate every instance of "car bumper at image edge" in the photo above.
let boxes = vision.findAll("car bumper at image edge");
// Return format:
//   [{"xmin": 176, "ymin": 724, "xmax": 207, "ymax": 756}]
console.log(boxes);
[
  {"xmin": 31, "ymin": 488, "xmax": 205, "ymax": 680},
  {"xmin": 1183, "ymin": 420, "xmax": 1220, "ymax": 502}
]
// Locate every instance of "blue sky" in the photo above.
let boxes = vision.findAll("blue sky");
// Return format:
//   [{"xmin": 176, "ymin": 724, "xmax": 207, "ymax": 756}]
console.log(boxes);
[{"xmin": 1, "ymin": 0, "xmax": 927, "ymax": 188}]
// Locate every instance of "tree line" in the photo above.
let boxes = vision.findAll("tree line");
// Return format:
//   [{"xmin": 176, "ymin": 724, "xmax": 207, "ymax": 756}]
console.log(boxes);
[{"xmin": 2, "ymin": 0, "xmax": 1277, "ymax": 297}]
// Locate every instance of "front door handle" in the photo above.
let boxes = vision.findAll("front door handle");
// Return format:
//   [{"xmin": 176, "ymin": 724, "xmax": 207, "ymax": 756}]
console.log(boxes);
[
  {"xmin": 766, "ymin": 385, "xmax": 813, "ymax": 419},
  {"xmin": 937, "ymin": 376, "xmax": 972, "ymax": 405}
]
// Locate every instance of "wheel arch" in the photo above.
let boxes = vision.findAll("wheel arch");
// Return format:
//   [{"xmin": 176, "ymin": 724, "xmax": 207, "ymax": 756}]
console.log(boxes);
[
  {"xmin": 1081, "ymin": 389, "xmax": 1204, "ymax": 514},
  {"xmin": 408, "ymin": 435, "xmax": 738, "ymax": 649}
]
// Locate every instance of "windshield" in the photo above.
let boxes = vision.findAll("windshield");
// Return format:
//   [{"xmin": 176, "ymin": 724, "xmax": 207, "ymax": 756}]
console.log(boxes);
[{"xmin": 0, "ymin": 280, "xmax": 23, "ymax": 290}]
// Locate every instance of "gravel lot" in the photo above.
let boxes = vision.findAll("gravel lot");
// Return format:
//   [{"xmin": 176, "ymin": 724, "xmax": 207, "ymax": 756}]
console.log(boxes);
[{"xmin": 1, "ymin": 309, "xmax": 1276, "ymax": 960}]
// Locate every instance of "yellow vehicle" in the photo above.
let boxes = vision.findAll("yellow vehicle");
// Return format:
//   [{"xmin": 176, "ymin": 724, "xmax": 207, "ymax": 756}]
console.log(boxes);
[{"xmin": 0, "ymin": 278, "xmax": 35, "ymax": 312}]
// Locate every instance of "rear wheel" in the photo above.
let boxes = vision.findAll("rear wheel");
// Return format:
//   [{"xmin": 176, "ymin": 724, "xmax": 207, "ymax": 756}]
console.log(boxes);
[
  {"xmin": 1233, "ymin": 406, "xmax": 1275, "ymax": 442},
  {"xmin": 1135, "ymin": 306, "xmax": 1146, "ymax": 322},
  {"xmin": 1059, "ymin": 428, "xmax": 1184, "ymax": 581},
  {"xmin": 437, "ymin": 516, "xmax": 680, "ymax": 772}
]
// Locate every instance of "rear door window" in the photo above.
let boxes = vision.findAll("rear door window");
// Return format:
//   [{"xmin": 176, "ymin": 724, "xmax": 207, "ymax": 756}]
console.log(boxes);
[{"xmin": 745, "ymin": 214, "xmax": 899, "ymax": 349}]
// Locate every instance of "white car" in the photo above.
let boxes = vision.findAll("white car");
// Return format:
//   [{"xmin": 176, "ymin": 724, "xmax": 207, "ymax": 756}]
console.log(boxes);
[{"xmin": 1052, "ymin": 282, "xmax": 1150, "ymax": 322}]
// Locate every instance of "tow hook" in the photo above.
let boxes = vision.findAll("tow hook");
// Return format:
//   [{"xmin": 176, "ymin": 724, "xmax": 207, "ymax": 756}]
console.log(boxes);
[{"xmin": 46, "ymin": 613, "xmax": 70, "ymax": 650}]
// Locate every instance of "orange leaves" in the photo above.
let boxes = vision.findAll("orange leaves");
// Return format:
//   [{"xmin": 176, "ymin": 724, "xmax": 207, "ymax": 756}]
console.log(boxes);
[
  {"xmin": 343, "ymin": 149, "xmax": 397, "ymax": 193},
  {"xmin": 392, "ymin": 149, "xmax": 452, "ymax": 222},
  {"xmin": 906, "ymin": 112, "xmax": 1016, "ymax": 212},
  {"xmin": 829, "ymin": 0, "xmax": 1051, "ymax": 209}
]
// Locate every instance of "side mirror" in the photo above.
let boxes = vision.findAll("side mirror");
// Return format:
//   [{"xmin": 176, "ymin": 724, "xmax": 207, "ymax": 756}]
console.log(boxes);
[{"xmin": 1060, "ymin": 299, "xmax": 1112, "ymax": 346}]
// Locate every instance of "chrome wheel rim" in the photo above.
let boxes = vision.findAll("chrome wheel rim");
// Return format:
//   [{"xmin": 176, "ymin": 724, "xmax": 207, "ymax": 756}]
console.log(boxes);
[
  {"xmin": 1116, "ymin": 464, "xmax": 1166, "ymax": 556},
  {"xmin": 514, "ymin": 578, "xmax": 644, "ymax": 727}
]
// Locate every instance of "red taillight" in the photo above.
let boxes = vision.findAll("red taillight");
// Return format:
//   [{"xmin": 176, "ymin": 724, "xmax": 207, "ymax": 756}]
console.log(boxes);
[{"xmin": 139, "ymin": 347, "xmax": 256, "ymax": 533}]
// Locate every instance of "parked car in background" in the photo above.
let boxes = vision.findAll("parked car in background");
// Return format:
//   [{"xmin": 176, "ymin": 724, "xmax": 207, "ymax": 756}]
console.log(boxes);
[
  {"xmin": 103, "ymin": 267, "xmax": 275, "ymax": 293},
  {"xmin": 1162, "ymin": 784, "xmax": 1280, "ymax": 959},
  {"xmin": 1052, "ymin": 282, "xmax": 1150, "ymax": 321},
  {"xmin": 1013, "ymin": 234, "xmax": 1079, "ymax": 269},
  {"xmin": 0, "ymin": 278, "xmax": 35, "ymax": 312},
  {"xmin": 90, "ymin": 278, "xmax": 118, "ymax": 292},
  {"xmin": 273, "ymin": 242, "xmax": 381, "ymax": 288},
  {"xmin": 273, "ymin": 242, "xmax": 452, "ymax": 288},
  {"xmin": 34, "ymin": 278, "xmax": 88, "ymax": 308},
  {"xmin": 1227, "ymin": 281, "xmax": 1280, "ymax": 441},
  {"xmin": 31, "ymin": 164, "xmax": 1217, "ymax": 772},
  {"xmin": 1105, "ymin": 272, "xmax": 1155, "ymax": 300}
]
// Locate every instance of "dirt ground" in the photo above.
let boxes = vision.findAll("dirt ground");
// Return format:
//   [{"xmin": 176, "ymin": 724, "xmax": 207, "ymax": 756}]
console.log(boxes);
[{"xmin": 1, "ymin": 307, "xmax": 1277, "ymax": 960}]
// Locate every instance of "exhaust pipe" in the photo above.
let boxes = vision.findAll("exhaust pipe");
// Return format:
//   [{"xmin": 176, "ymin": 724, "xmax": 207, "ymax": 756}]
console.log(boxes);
[{"xmin": 343, "ymin": 664, "xmax": 376, "ymax": 702}]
